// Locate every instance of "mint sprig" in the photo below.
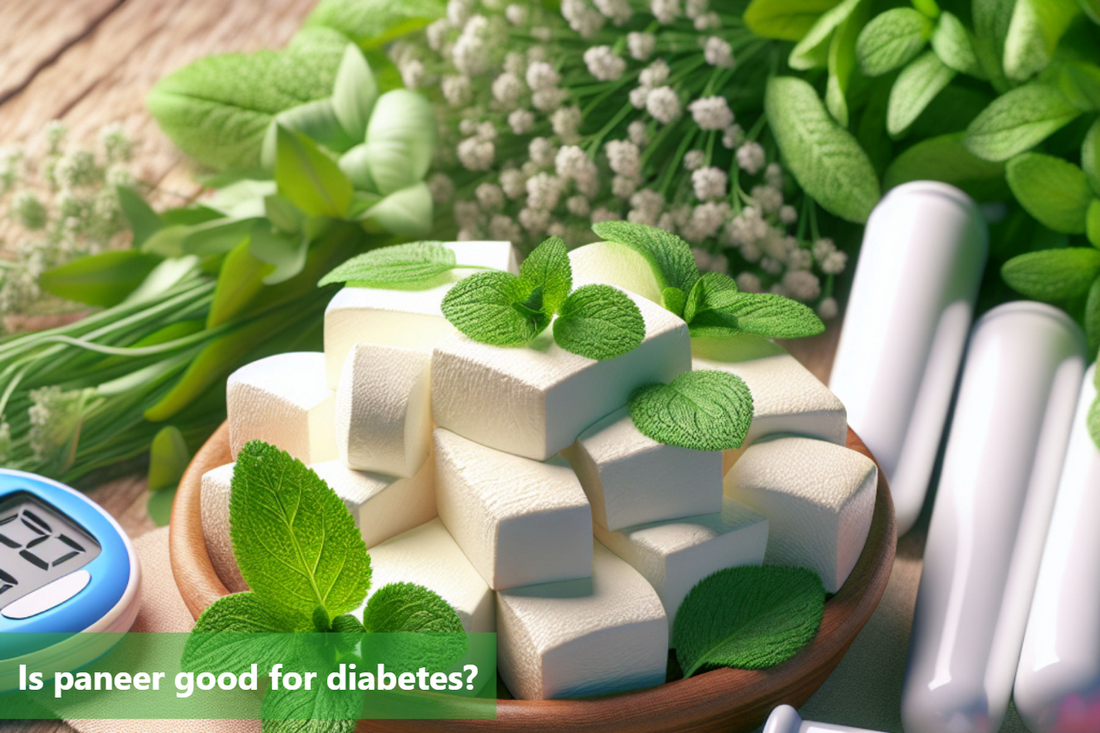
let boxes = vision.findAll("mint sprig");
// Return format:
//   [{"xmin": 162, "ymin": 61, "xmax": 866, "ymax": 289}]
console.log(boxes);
[
  {"xmin": 318, "ymin": 241, "xmax": 457, "ymax": 287},
  {"xmin": 518, "ymin": 236, "xmax": 572, "ymax": 313},
  {"xmin": 629, "ymin": 370, "xmax": 754, "ymax": 451},
  {"xmin": 441, "ymin": 270, "xmax": 545, "ymax": 345},
  {"xmin": 592, "ymin": 220, "xmax": 700, "ymax": 296}
]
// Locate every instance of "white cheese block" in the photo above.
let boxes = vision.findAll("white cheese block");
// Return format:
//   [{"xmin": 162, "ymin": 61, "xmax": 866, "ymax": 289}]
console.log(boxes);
[
  {"xmin": 496, "ymin": 539, "xmax": 668, "ymax": 700},
  {"xmin": 199, "ymin": 462, "xmax": 247, "ymax": 594},
  {"xmin": 357, "ymin": 518, "xmax": 494, "ymax": 633},
  {"xmin": 692, "ymin": 334, "xmax": 847, "ymax": 473},
  {"xmin": 724, "ymin": 437, "xmax": 876, "ymax": 593},
  {"xmin": 434, "ymin": 428, "xmax": 592, "ymax": 590},
  {"xmin": 567, "ymin": 241, "xmax": 664, "ymax": 305},
  {"xmin": 593, "ymin": 497, "xmax": 768, "ymax": 633},
  {"xmin": 431, "ymin": 290, "xmax": 691, "ymax": 461},
  {"xmin": 323, "ymin": 241, "xmax": 520, "ymax": 388},
  {"xmin": 335, "ymin": 342, "xmax": 432, "ymax": 478},
  {"xmin": 310, "ymin": 458, "xmax": 436, "ymax": 549},
  {"xmin": 227, "ymin": 352, "xmax": 337, "ymax": 464},
  {"xmin": 562, "ymin": 406, "xmax": 722, "ymax": 530}
]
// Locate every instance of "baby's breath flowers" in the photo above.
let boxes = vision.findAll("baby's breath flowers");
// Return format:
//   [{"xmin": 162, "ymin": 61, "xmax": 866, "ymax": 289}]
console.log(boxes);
[{"xmin": 401, "ymin": 0, "xmax": 847, "ymax": 312}]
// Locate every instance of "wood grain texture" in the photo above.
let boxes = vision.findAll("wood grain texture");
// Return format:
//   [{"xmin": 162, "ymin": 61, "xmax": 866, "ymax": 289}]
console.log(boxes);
[{"xmin": 171, "ymin": 422, "xmax": 896, "ymax": 733}]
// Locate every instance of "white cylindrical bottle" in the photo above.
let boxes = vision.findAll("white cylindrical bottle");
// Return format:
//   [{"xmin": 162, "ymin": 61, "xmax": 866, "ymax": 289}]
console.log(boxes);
[
  {"xmin": 829, "ymin": 182, "xmax": 988, "ymax": 535},
  {"xmin": 1014, "ymin": 364, "xmax": 1100, "ymax": 733},
  {"xmin": 763, "ymin": 705, "xmax": 888, "ymax": 733},
  {"xmin": 902, "ymin": 302, "xmax": 1086, "ymax": 733}
]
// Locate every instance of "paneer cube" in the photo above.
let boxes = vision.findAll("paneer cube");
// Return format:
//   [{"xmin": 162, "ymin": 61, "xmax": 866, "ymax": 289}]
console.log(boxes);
[
  {"xmin": 431, "ymin": 290, "xmax": 691, "ymax": 461},
  {"xmin": 310, "ymin": 458, "xmax": 436, "ymax": 549},
  {"xmin": 724, "ymin": 437, "xmax": 876, "ymax": 593},
  {"xmin": 227, "ymin": 352, "xmax": 337, "ymax": 464},
  {"xmin": 497, "ymin": 540, "xmax": 668, "ymax": 700},
  {"xmin": 199, "ymin": 463, "xmax": 246, "ymax": 593},
  {"xmin": 335, "ymin": 342, "xmax": 432, "ymax": 478},
  {"xmin": 323, "ymin": 241, "xmax": 519, "ymax": 388},
  {"xmin": 593, "ymin": 498, "xmax": 768, "ymax": 633},
  {"xmin": 357, "ymin": 518, "xmax": 494, "ymax": 633},
  {"xmin": 434, "ymin": 428, "xmax": 592, "ymax": 590},
  {"xmin": 562, "ymin": 406, "xmax": 722, "ymax": 530}
]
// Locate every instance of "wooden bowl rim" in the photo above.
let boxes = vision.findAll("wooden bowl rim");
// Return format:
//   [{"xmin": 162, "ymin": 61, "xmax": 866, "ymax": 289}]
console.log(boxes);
[{"xmin": 170, "ymin": 422, "xmax": 896, "ymax": 731}]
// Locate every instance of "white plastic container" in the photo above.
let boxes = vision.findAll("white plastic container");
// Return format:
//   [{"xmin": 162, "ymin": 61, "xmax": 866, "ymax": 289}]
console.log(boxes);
[
  {"xmin": 763, "ymin": 705, "xmax": 887, "ymax": 733},
  {"xmin": 902, "ymin": 302, "xmax": 1086, "ymax": 733},
  {"xmin": 1014, "ymin": 365, "xmax": 1100, "ymax": 733},
  {"xmin": 829, "ymin": 182, "xmax": 988, "ymax": 535}
]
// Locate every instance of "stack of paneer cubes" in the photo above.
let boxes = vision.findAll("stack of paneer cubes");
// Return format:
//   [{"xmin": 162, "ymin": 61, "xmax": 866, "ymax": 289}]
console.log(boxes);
[{"xmin": 200, "ymin": 241, "xmax": 878, "ymax": 700}]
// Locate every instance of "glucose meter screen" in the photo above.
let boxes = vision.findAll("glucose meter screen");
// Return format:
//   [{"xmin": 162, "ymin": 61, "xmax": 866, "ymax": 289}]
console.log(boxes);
[{"xmin": 0, "ymin": 493, "xmax": 101, "ymax": 609}]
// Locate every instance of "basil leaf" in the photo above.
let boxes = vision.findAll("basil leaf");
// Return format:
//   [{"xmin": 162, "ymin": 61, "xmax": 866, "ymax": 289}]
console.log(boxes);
[
  {"xmin": 964, "ymin": 83, "xmax": 1081, "ymax": 162},
  {"xmin": 855, "ymin": 8, "xmax": 933, "ymax": 77},
  {"xmin": 1003, "ymin": 0, "xmax": 1081, "ymax": 82},
  {"xmin": 788, "ymin": 0, "xmax": 863, "ymax": 70},
  {"xmin": 275, "ymin": 126, "xmax": 354, "ymax": 218},
  {"xmin": 1006, "ymin": 153, "xmax": 1093, "ymax": 234},
  {"xmin": 519, "ymin": 237, "xmax": 572, "ymax": 314},
  {"xmin": 883, "ymin": 132, "xmax": 1008, "ymax": 201},
  {"xmin": 148, "ymin": 425, "xmax": 190, "ymax": 493},
  {"xmin": 699, "ymin": 292, "xmax": 825, "ymax": 339},
  {"xmin": 673, "ymin": 566, "xmax": 825, "ymax": 676},
  {"xmin": 592, "ymin": 221, "xmax": 701, "ymax": 294},
  {"xmin": 1085, "ymin": 119, "xmax": 1100, "ymax": 196},
  {"xmin": 930, "ymin": 11, "xmax": 983, "ymax": 77},
  {"xmin": 887, "ymin": 51, "xmax": 956, "ymax": 137},
  {"xmin": 116, "ymin": 185, "xmax": 162, "ymax": 247},
  {"xmin": 629, "ymin": 370, "xmax": 754, "ymax": 451},
  {"xmin": 319, "ymin": 241, "xmax": 455, "ymax": 287},
  {"xmin": 442, "ymin": 270, "xmax": 546, "ymax": 346},
  {"xmin": 1002, "ymin": 248, "xmax": 1100, "ymax": 300},
  {"xmin": 553, "ymin": 284, "xmax": 646, "ymax": 361},
  {"xmin": 362, "ymin": 89, "xmax": 437, "ymax": 195},
  {"xmin": 333, "ymin": 45, "xmax": 379, "ymax": 142},
  {"xmin": 765, "ymin": 76, "xmax": 881, "ymax": 223},
  {"xmin": 38, "ymin": 250, "xmax": 162, "ymax": 307},
  {"xmin": 231, "ymin": 440, "xmax": 372, "ymax": 620},
  {"xmin": 338, "ymin": 144, "xmax": 377, "ymax": 192},
  {"xmin": 359, "ymin": 183, "xmax": 434, "ymax": 238},
  {"xmin": 743, "ymin": 0, "xmax": 841, "ymax": 41}
]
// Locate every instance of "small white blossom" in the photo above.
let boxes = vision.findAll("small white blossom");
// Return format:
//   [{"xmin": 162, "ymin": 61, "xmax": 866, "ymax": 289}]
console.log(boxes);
[
  {"xmin": 477, "ymin": 121, "xmax": 497, "ymax": 141},
  {"xmin": 548, "ymin": 221, "xmax": 567, "ymax": 238},
  {"xmin": 692, "ymin": 248, "xmax": 713, "ymax": 271},
  {"xmin": 765, "ymin": 162, "xmax": 785, "ymax": 189},
  {"xmin": 504, "ymin": 51, "xmax": 526, "ymax": 76},
  {"xmin": 519, "ymin": 207, "xmax": 551, "ymax": 233},
  {"xmin": 428, "ymin": 173, "xmax": 455, "ymax": 205},
  {"xmin": 501, "ymin": 168, "xmax": 528, "ymax": 199},
  {"xmin": 526, "ymin": 61, "xmax": 561, "ymax": 91},
  {"xmin": 532, "ymin": 26, "xmax": 554, "ymax": 42},
  {"xmin": 751, "ymin": 184, "xmax": 783, "ymax": 214},
  {"xmin": 508, "ymin": 109, "xmax": 536, "ymax": 135},
  {"xmin": 779, "ymin": 205, "xmax": 798, "ymax": 225},
  {"xmin": 562, "ymin": 0, "xmax": 605, "ymax": 38},
  {"xmin": 53, "ymin": 150, "xmax": 98, "ymax": 189},
  {"xmin": 704, "ymin": 36, "xmax": 735, "ymax": 68},
  {"xmin": 567, "ymin": 195, "xmax": 591, "ymax": 217},
  {"xmin": 812, "ymin": 238, "xmax": 836, "ymax": 261},
  {"xmin": 685, "ymin": 0, "xmax": 708, "ymax": 18},
  {"xmin": 651, "ymin": 0, "xmax": 680, "ymax": 24},
  {"xmin": 100, "ymin": 123, "xmax": 130, "ymax": 163},
  {"xmin": 783, "ymin": 270, "xmax": 821, "ymax": 301},
  {"xmin": 817, "ymin": 297, "xmax": 839, "ymax": 319},
  {"xmin": 683, "ymin": 150, "xmax": 705, "ymax": 171},
  {"xmin": 695, "ymin": 11, "xmax": 721, "ymax": 30},
  {"xmin": 692, "ymin": 166, "xmax": 728, "ymax": 201},
  {"xmin": 646, "ymin": 86, "xmax": 682, "ymax": 124},
  {"xmin": 476, "ymin": 182, "xmax": 505, "ymax": 211},
  {"xmin": 606, "ymin": 140, "xmax": 641, "ymax": 178},
  {"xmin": 529, "ymin": 137, "xmax": 559, "ymax": 168},
  {"xmin": 533, "ymin": 88, "xmax": 566, "ymax": 112},
  {"xmin": 45, "ymin": 120, "xmax": 67, "ymax": 154},
  {"xmin": 459, "ymin": 118, "xmax": 479, "ymax": 137},
  {"xmin": 11, "ymin": 191, "xmax": 47, "ymax": 230},
  {"xmin": 688, "ymin": 96, "xmax": 734, "ymax": 131},
  {"xmin": 736, "ymin": 272, "xmax": 762, "ymax": 292},
  {"xmin": 526, "ymin": 172, "xmax": 563, "ymax": 211},
  {"xmin": 584, "ymin": 46, "xmax": 627, "ymax": 81},
  {"xmin": 522, "ymin": 160, "xmax": 542, "ymax": 177},
  {"xmin": 657, "ymin": 212, "xmax": 677, "ymax": 232},
  {"xmin": 761, "ymin": 257, "xmax": 783, "ymax": 276},
  {"xmin": 612, "ymin": 175, "xmax": 637, "ymax": 198},
  {"xmin": 505, "ymin": 3, "xmax": 529, "ymax": 25},
  {"xmin": 628, "ymin": 189, "xmax": 665, "ymax": 226},
  {"xmin": 591, "ymin": 206, "xmax": 621, "ymax": 223},
  {"xmin": 681, "ymin": 202, "xmax": 728, "ymax": 243},
  {"xmin": 740, "ymin": 240, "xmax": 762, "ymax": 262},
  {"xmin": 629, "ymin": 86, "xmax": 650, "ymax": 109},
  {"xmin": 722, "ymin": 123, "xmax": 745, "ymax": 149},
  {"xmin": 821, "ymin": 250, "xmax": 849, "ymax": 275},
  {"xmin": 628, "ymin": 120, "xmax": 650, "ymax": 147},
  {"xmin": 489, "ymin": 214, "xmax": 523, "ymax": 243},
  {"xmin": 442, "ymin": 75, "xmax": 473, "ymax": 107},
  {"xmin": 492, "ymin": 72, "xmax": 525, "ymax": 107},
  {"xmin": 555, "ymin": 146, "xmax": 599, "ymax": 196},
  {"xmin": 452, "ymin": 16, "xmax": 491, "ymax": 75},
  {"xmin": 628, "ymin": 32, "xmax": 657, "ymax": 61},
  {"xmin": 399, "ymin": 58, "xmax": 425, "ymax": 89},
  {"xmin": 457, "ymin": 227, "xmax": 482, "ymax": 241},
  {"xmin": 528, "ymin": 45, "xmax": 549, "ymax": 63},
  {"xmin": 736, "ymin": 141, "xmax": 766, "ymax": 174},
  {"xmin": 594, "ymin": 0, "xmax": 633, "ymax": 24},
  {"xmin": 763, "ymin": 232, "xmax": 797, "ymax": 263},
  {"xmin": 426, "ymin": 19, "xmax": 449, "ymax": 51},
  {"xmin": 639, "ymin": 59, "xmax": 670, "ymax": 88},
  {"xmin": 457, "ymin": 137, "xmax": 495, "ymax": 171},
  {"xmin": 447, "ymin": 0, "xmax": 474, "ymax": 28},
  {"xmin": 551, "ymin": 106, "xmax": 583, "ymax": 144},
  {"xmin": 787, "ymin": 248, "xmax": 813, "ymax": 271}
]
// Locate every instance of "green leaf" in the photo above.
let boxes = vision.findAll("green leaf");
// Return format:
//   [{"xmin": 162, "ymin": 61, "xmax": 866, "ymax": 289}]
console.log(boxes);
[
  {"xmin": 1079, "ymin": 0, "xmax": 1100, "ymax": 24},
  {"xmin": 1084, "ymin": 119, "xmax": 1100, "ymax": 196},
  {"xmin": 825, "ymin": 1, "xmax": 866, "ymax": 126},
  {"xmin": 788, "ymin": 0, "xmax": 863, "ymax": 70},
  {"xmin": 883, "ymin": 132, "xmax": 1008, "ymax": 201},
  {"xmin": 1054, "ymin": 61, "xmax": 1100, "ymax": 112},
  {"xmin": 855, "ymin": 8, "xmax": 933, "ymax": 77},
  {"xmin": 333, "ymin": 45, "xmax": 379, "ymax": 141},
  {"xmin": 673, "ymin": 566, "xmax": 826, "ymax": 676},
  {"xmin": 1088, "ymin": 199, "xmax": 1100, "ymax": 247},
  {"xmin": 1002, "ymin": 248, "xmax": 1100, "ymax": 300},
  {"xmin": 319, "ymin": 241, "xmax": 456, "ymax": 287},
  {"xmin": 305, "ymin": 0, "xmax": 445, "ymax": 47},
  {"xmin": 1004, "ymin": 0, "xmax": 1081, "ymax": 81},
  {"xmin": 275, "ymin": 126, "xmax": 354, "ymax": 218},
  {"xmin": 251, "ymin": 225, "xmax": 309, "ymax": 285},
  {"xmin": 147, "ymin": 488, "xmax": 176, "ymax": 527},
  {"xmin": 683, "ymin": 272, "xmax": 741, "ymax": 326},
  {"xmin": 146, "ymin": 29, "xmax": 347, "ymax": 170},
  {"xmin": 116, "ymin": 185, "xmax": 162, "ymax": 246},
  {"xmin": 553, "ymin": 285, "xmax": 646, "ymax": 361},
  {"xmin": 261, "ymin": 676, "xmax": 359, "ymax": 733},
  {"xmin": 519, "ymin": 237, "xmax": 572, "ymax": 314},
  {"xmin": 930, "ymin": 11, "xmax": 983, "ymax": 76},
  {"xmin": 744, "ymin": 0, "xmax": 845, "ymax": 41},
  {"xmin": 972, "ymin": 0, "xmax": 1015, "ymax": 91},
  {"xmin": 207, "ymin": 237, "xmax": 271, "ymax": 328},
  {"xmin": 912, "ymin": 0, "xmax": 940, "ymax": 18},
  {"xmin": 592, "ymin": 221, "xmax": 701, "ymax": 294},
  {"xmin": 38, "ymin": 250, "xmax": 162, "ymax": 307},
  {"xmin": 204, "ymin": 180, "xmax": 276, "ymax": 220},
  {"xmin": 629, "ymin": 370, "xmax": 754, "ymax": 451},
  {"xmin": 662, "ymin": 287, "xmax": 687, "ymax": 318},
  {"xmin": 888, "ymin": 51, "xmax": 957, "ymax": 137},
  {"xmin": 696, "ymin": 292, "xmax": 826, "ymax": 339},
  {"xmin": 184, "ymin": 592, "xmax": 300, "ymax": 676},
  {"xmin": 765, "ymin": 76, "xmax": 882, "ymax": 223},
  {"xmin": 265, "ymin": 194, "xmax": 304, "ymax": 234},
  {"xmin": 1089, "ymin": 393, "xmax": 1100, "ymax": 451},
  {"xmin": 1085, "ymin": 276, "xmax": 1100, "ymax": 352},
  {"xmin": 964, "ymin": 83, "xmax": 1081, "ymax": 162},
  {"xmin": 180, "ymin": 217, "xmax": 256, "ymax": 257},
  {"xmin": 359, "ymin": 183, "xmax": 434, "ymax": 238},
  {"xmin": 148, "ymin": 425, "xmax": 190, "ymax": 492},
  {"xmin": 360, "ymin": 90, "xmax": 437, "ymax": 195},
  {"xmin": 441, "ymin": 270, "xmax": 546, "ymax": 346},
  {"xmin": 363, "ymin": 582, "xmax": 464, "ymax": 633},
  {"xmin": 260, "ymin": 100, "xmax": 359, "ymax": 169},
  {"xmin": 231, "ymin": 440, "xmax": 372, "ymax": 621},
  {"xmin": 1006, "ymin": 153, "xmax": 1093, "ymax": 234}
]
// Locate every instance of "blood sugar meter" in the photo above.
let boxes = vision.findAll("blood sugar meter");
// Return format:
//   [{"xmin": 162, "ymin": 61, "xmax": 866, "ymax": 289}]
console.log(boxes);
[{"xmin": 0, "ymin": 468, "xmax": 140, "ymax": 689}]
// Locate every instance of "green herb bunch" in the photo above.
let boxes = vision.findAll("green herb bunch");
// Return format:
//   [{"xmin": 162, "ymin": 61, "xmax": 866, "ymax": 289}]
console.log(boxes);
[
  {"xmin": 184, "ymin": 440, "xmax": 464, "ymax": 733},
  {"xmin": 745, "ymin": 0, "xmax": 1100, "ymax": 447}
]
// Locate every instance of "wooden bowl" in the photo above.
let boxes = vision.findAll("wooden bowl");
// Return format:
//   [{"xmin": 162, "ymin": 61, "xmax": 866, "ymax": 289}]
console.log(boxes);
[{"xmin": 171, "ymin": 422, "xmax": 896, "ymax": 732}]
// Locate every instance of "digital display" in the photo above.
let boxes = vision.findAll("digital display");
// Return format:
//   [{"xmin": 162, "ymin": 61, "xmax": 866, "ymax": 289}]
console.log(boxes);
[{"xmin": 0, "ymin": 492, "xmax": 100, "ymax": 610}]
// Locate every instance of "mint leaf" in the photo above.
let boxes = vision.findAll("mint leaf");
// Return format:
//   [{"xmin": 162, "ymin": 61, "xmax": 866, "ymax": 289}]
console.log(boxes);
[
  {"xmin": 184, "ymin": 593, "xmax": 301, "ymax": 677},
  {"xmin": 673, "ymin": 566, "xmax": 825, "ymax": 676},
  {"xmin": 442, "ymin": 270, "xmax": 546, "ymax": 346},
  {"xmin": 888, "ymin": 52, "xmax": 956, "ymax": 137},
  {"xmin": 855, "ymin": 8, "xmax": 933, "ymax": 77},
  {"xmin": 332, "ymin": 45, "xmax": 379, "ymax": 141},
  {"xmin": 1003, "ymin": 0, "xmax": 1081, "ymax": 82},
  {"xmin": 788, "ymin": 0, "xmax": 862, "ymax": 70},
  {"xmin": 319, "ymin": 242, "xmax": 456, "ymax": 287},
  {"xmin": 519, "ymin": 237, "xmax": 572, "ymax": 314},
  {"xmin": 629, "ymin": 370, "xmax": 754, "ymax": 451},
  {"xmin": 1002, "ymin": 248, "xmax": 1100, "ymax": 300},
  {"xmin": 683, "ymin": 273, "xmax": 740, "ymax": 326},
  {"xmin": 1006, "ymin": 153, "xmax": 1093, "ymax": 234},
  {"xmin": 662, "ymin": 286, "xmax": 687, "ymax": 318},
  {"xmin": 553, "ymin": 285, "xmax": 646, "ymax": 361},
  {"xmin": 230, "ymin": 441, "xmax": 372, "ymax": 621},
  {"xmin": 931, "ymin": 11, "xmax": 982, "ymax": 76},
  {"xmin": 360, "ymin": 90, "xmax": 437, "ymax": 195},
  {"xmin": 883, "ymin": 132, "xmax": 1007, "ymax": 201},
  {"xmin": 275, "ymin": 126, "xmax": 354, "ymax": 218},
  {"xmin": 363, "ymin": 582, "xmax": 464, "ymax": 633},
  {"xmin": 765, "ymin": 76, "xmax": 881, "ymax": 223},
  {"xmin": 148, "ymin": 425, "xmax": 189, "ymax": 493},
  {"xmin": 964, "ymin": 83, "xmax": 1081, "ymax": 162},
  {"xmin": 743, "ymin": 0, "xmax": 842, "ymax": 42},
  {"xmin": 1084, "ymin": 119, "xmax": 1100, "ymax": 196},
  {"xmin": 592, "ymin": 221, "xmax": 700, "ymax": 294},
  {"xmin": 698, "ymin": 293, "xmax": 825, "ymax": 339}
]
